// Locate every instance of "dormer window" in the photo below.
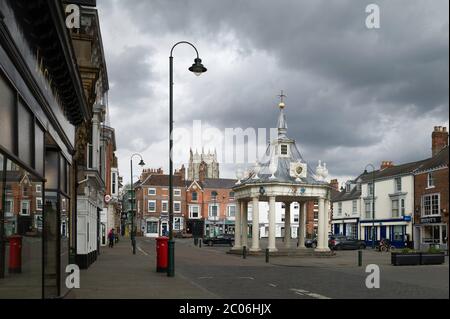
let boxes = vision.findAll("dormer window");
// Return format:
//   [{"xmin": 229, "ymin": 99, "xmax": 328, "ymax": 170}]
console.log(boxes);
[
  {"xmin": 346, "ymin": 183, "xmax": 351, "ymax": 192},
  {"xmin": 280, "ymin": 144, "xmax": 288, "ymax": 156}
]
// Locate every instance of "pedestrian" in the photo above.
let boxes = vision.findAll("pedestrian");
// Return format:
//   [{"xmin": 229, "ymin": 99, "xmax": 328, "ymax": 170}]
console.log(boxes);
[{"xmin": 108, "ymin": 228, "xmax": 115, "ymax": 248}]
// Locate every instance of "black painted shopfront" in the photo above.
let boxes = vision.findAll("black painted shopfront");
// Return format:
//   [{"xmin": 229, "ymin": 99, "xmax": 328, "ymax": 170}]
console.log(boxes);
[{"xmin": 1, "ymin": 0, "xmax": 88, "ymax": 298}]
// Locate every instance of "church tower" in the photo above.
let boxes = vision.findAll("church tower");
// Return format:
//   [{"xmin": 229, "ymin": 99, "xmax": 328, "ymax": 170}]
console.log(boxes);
[{"xmin": 187, "ymin": 147, "xmax": 219, "ymax": 180}]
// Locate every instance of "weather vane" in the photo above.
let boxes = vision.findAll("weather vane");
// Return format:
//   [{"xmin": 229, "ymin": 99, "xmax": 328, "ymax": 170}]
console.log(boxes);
[{"xmin": 277, "ymin": 90, "xmax": 286, "ymax": 109}]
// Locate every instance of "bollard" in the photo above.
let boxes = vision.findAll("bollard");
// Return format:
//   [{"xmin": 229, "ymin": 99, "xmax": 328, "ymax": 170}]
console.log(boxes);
[
  {"xmin": 194, "ymin": 237, "xmax": 198, "ymax": 246},
  {"xmin": 199, "ymin": 239, "xmax": 202, "ymax": 248},
  {"xmin": 358, "ymin": 250, "xmax": 362, "ymax": 267},
  {"xmin": 243, "ymin": 246, "xmax": 247, "ymax": 259},
  {"xmin": 265, "ymin": 248, "xmax": 269, "ymax": 263}
]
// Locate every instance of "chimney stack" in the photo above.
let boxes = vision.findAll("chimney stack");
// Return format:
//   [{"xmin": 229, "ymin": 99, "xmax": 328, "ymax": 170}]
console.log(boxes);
[
  {"xmin": 380, "ymin": 161, "xmax": 394, "ymax": 170},
  {"xmin": 432, "ymin": 126, "xmax": 448, "ymax": 156},
  {"xmin": 329, "ymin": 179, "xmax": 339, "ymax": 191}
]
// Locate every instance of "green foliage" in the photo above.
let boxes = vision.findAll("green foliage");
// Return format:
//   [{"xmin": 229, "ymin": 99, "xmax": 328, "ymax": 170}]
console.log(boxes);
[
  {"xmin": 427, "ymin": 246, "xmax": 442, "ymax": 254},
  {"xmin": 400, "ymin": 248, "xmax": 415, "ymax": 254}
]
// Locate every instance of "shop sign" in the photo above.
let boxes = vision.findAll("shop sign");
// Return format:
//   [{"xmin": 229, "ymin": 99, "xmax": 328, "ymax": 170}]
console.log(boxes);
[{"xmin": 420, "ymin": 216, "xmax": 441, "ymax": 224}]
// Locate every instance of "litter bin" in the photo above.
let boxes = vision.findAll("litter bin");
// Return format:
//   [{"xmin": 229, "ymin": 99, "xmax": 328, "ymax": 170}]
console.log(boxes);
[
  {"xmin": 9, "ymin": 235, "xmax": 22, "ymax": 273},
  {"xmin": 155, "ymin": 236, "xmax": 169, "ymax": 272}
]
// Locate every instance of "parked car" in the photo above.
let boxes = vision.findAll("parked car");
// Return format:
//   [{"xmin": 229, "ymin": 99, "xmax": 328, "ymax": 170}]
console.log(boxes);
[
  {"xmin": 204, "ymin": 234, "xmax": 234, "ymax": 247},
  {"xmin": 305, "ymin": 238, "xmax": 317, "ymax": 248},
  {"xmin": 329, "ymin": 235, "xmax": 366, "ymax": 250}
]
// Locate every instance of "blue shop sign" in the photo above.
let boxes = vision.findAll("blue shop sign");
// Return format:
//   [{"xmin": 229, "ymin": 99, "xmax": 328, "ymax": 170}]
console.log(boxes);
[{"xmin": 403, "ymin": 215, "xmax": 412, "ymax": 222}]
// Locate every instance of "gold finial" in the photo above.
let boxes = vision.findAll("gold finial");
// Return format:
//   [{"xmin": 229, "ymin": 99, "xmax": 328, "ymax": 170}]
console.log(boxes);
[{"xmin": 277, "ymin": 90, "xmax": 286, "ymax": 109}]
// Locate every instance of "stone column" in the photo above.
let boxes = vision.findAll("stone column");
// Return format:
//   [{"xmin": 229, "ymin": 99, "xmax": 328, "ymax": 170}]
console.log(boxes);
[
  {"xmin": 232, "ymin": 199, "xmax": 241, "ymax": 250},
  {"xmin": 298, "ymin": 202, "xmax": 306, "ymax": 248},
  {"xmin": 268, "ymin": 196, "xmax": 277, "ymax": 251},
  {"xmin": 250, "ymin": 196, "xmax": 260, "ymax": 252},
  {"xmin": 241, "ymin": 201, "xmax": 248, "ymax": 248},
  {"xmin": 315, "ymin": 197, "xmax": 330, "ymax": 252},
  {"xmin": 324, "ymin": 199, "xmax": 331, "ymax": 248},
  {"xmin": 284, "ymin": 201, "xmax": 292, "ymax": 248}
]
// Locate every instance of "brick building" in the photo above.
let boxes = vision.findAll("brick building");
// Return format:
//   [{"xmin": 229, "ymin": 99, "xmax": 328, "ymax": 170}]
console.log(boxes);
[
  {"xmin": 414, "ymin": 126, "xmax": 448, "ymax": 251},
  {"xmin": 135, "ymin": 168, "xmax": 186, "ymax": 237},
  {"xmin": 185, "ymin": 178, "xmax": 237, "ymax": 237}
]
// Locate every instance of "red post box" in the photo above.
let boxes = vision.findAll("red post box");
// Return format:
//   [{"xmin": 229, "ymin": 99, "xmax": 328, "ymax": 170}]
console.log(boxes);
[
  {"xmin": 155, "ymin": 236, "xmax": 169, "ymax": 272},
  {"xmin": 9, "ymin": 235, "xmax": 22, "ymax": 273}
]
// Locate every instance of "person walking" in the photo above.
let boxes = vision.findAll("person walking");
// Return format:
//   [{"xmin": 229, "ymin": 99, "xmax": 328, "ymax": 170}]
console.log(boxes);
[{"xmin": 108, "ymin": 228, "xmax": 115, "ymax": 248}]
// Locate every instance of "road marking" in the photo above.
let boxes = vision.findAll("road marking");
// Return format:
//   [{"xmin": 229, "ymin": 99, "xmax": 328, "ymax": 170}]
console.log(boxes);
[
  {"xmin": 269, "ymin": 283, "xmax": 277, "ymax": 287},
  {"xmin": 137, "ymin": 246, "xmax": 148, "ymax": 256},
  {"xmin": 304, "ymin": 292, "xmax": 331, "ymax": 299},
  {"xmin": 290, "ymin": 288, "xmax": 331, "ymax": 299},
  {"xmin": 238, "ymin": 276, "xmax": 255, "ymax": 280}
]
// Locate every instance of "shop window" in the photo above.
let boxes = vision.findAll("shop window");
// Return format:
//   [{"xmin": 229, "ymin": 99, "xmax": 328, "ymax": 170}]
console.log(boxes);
[
  {"xmin": 0, "ymin": 74, "xmax": 15, "ymax": 152},
  {"xmin": 147, "ymin": 221, "xmax": 158, "ymax": 234},
  {"xmin": 18, "ymin": 101, "xmax": 33, "ymax": 167},
  {"xmin": 392, "ymin": 226, "xmax": 404, "ymax": 241}
]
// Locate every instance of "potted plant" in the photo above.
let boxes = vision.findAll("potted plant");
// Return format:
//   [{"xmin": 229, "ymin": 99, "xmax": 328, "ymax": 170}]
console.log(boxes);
[
  {"xmin": 391, "ymin": 248, "xmax": 421, "ymax": 266},
  {"xmin": 420, "ymin": 246, "xmax": 446, "ymax": 265}
]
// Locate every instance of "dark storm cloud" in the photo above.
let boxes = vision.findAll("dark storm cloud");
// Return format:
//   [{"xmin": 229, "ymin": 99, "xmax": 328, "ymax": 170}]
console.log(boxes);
[{"xmin": 98, "ymin": 0, "xmax": 449, "ymax": 180}]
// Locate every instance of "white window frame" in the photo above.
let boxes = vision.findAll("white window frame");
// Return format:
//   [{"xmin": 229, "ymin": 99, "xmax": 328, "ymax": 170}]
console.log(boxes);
[
  {"xmin": 338, "ymin": 202, "xmax": 342, "ymax": 216},
  {"xmin": 394, "ymin": 177, "xmax": 402, "ymax": 192},
  {"xmin": 208, "ymin": 203, "xmax": 219, "ymax": 219},
  {"xmin": 422, "ymin": 193, "xmax": 440, "ymax": 217},
  {"xmin": 173, "ymin": 201, "xmax": 181, "ymax": 213},
  {"xmin": 111, "ymin": 172, "xmax": 117, "ymax": 195},
  {"xmin": 391, "ymin": 199, "xmax": 400, "ymax": 218},
  {"xmin": 174, "ymin": 217, "xmax": 183, "ymax": 230},
  {"xmin": 189, "ymin": 205, "xmax": 200, "ymax": 219},
  {"xmin": 148, "ymin": 188, "xmax": 156, "ymax": 196},
  {"xmin": 148, "ymin": 200, "xmax": 156, "ymax": 212},
  {"xmin": 427, "ymin": 173, "xmax": 435, "ymax": 188},
  {"xmin": 352, "ymin": 200, "xmax": 357, "ymax": 214},
  {"xmin": 368, "ymin": 183, "xmax": 374, "ymax": 196},
  {"xmin": 20, "ymin": 200, "xmax": 30, "ymax": 216},
  {"xmin": 364, "ymin": 201, "xmax": 372, "ymax": 219},
  {"xmin": 5, "ymin": 199, "xmax": 14, "ymax": 217},
  {"xmin": 36, "ymin": 197, "xmax": 43, "ymax": 211},
  {"xmin": 161, "ymin": 200, "xmax": 168, "ymax": 213},
  {"xmin": 35, "ymin": 184, "xmax": 42, "ymax": 193},
  {"xmin": 174, "ymin": 188, "xmax": 181, "ymax": 197},
  {"xmin": 227, "ymin": 204, "xmax": 236, "ymax": 218}
]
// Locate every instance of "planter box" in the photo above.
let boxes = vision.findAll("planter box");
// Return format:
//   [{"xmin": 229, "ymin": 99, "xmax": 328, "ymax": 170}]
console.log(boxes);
[
  {"xmin": 420, "ymin": 252, "xmax": 445, "ymax": 265},
  {"xmin": 391, "ymin": 252, "xmax": 421, "ymax": 266}
]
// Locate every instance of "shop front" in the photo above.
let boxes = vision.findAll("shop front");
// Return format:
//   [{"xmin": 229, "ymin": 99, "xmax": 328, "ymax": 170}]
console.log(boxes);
[
  {"xmin": 414, "ymin": 216, "xmax": 448, "ymax": 251},
  {"xmin": 332, "ymin": 219, "xmax": 359, "ymax": 238},
  {"xmin": 1, "ymin": 0, "xmax": 88, "ymax": 298}
]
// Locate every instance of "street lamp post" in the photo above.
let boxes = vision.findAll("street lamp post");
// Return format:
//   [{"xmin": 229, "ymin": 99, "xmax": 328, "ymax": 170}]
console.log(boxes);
[
  {"xmin": 168, "ymin": 41, "xmax": 207, "ymax": 277},
  {"xmin": 364, "ymin": 163, "xmax": 376, "ymax": 249},
  {"xmin": 130, "ymin": 153, "xmax": 145, "ymax": 255}
]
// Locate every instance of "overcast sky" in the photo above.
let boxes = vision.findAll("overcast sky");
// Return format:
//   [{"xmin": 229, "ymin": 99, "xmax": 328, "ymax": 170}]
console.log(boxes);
[{"xmin": 97, "ymin": 0, "xmax": 449, "ymax": 187}]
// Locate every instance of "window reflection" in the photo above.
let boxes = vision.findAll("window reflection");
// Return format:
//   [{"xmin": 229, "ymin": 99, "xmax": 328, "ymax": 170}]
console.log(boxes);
[{"xmin": 0, "ymin": 156, "xmax": 43, "ymax": 298}]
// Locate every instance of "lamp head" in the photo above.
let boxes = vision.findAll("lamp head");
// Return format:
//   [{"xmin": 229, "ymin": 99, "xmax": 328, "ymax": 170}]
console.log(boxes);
[
  {"xmin": 138, "ymin": 159, "xmax": 145, "ymax": 166},
  {"xmin": 189, "ymin": 58, "xmax": 207, "ymax": 76}
]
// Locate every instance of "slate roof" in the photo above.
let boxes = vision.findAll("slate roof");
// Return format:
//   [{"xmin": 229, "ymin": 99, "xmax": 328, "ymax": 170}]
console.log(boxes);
[
  {"xmin": 415, "ymin": 146, "xmax": 449, "ymax": 173},
  {"xmin": 137, "ymin": 174, "xmax": 185, "ymax": 187},
  {"xmin": 358, "ymin": 159, "xmax": 428, "ymax": 183},
  {"xmin": 186, "ymin": 178, "xmax": 237, "ymax": 190},
  {"xmin": 331, "ymin": 186, "xmax": 361, "ymax": 202}
]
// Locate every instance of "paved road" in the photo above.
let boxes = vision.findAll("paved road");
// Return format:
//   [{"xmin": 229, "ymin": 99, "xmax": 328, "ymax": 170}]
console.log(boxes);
[{"xmin": 137, "ymin": 237, "xmax": 449, "ymax": 299}]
